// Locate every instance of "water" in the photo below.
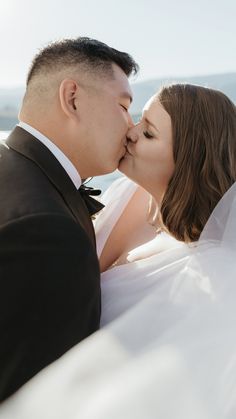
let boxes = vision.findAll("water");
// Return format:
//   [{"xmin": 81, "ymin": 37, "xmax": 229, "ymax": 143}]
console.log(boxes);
[
  {"xmin": 87, "ymin": 171, "xmax": 122, "ymax": 192},
  {"xmin": 0, "ymin": 130, "xmax": 122, "ymax": 192},
  {"xmin": 0, "ymin": 131, "xmax": 9, "ymax": 140}
]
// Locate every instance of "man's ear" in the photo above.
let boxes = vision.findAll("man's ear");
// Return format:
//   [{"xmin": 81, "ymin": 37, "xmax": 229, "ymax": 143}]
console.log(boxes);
[{"xmin": 59, "ymin": 79, "xmax": 79, "ymax": 118}]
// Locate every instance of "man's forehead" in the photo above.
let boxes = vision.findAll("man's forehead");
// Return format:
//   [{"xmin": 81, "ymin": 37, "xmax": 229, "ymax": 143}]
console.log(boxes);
[
  {"xmin": 81, "ymin": 63, "xmax": 133, "ymax": 102},
  {"xmin": 110, "ymin": 64, "xmax": 133, "ymax": 102}
]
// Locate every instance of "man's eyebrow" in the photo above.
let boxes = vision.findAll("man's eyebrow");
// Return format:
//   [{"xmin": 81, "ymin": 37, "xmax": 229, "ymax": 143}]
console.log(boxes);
[{"xmin": 120, "ymin": 92, "xmax": 133, "ymax": 103}]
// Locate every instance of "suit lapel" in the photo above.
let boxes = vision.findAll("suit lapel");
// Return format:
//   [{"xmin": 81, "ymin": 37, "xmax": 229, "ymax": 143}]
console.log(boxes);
[{"xmin": 6, "ymin": 126, "xmax": 96, "ymax": 246}]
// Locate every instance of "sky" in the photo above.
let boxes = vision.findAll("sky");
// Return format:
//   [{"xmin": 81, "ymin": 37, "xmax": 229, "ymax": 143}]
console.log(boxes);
[{"xmin": 0, "ymin": 0, "xmax": 235, "ymax": 88}]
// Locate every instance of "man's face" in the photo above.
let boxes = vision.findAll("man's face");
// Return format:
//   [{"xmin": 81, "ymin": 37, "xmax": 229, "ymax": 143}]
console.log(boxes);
[{"xmin": 74, "ymin": 64, "xmax": 133, "ymax": 178}]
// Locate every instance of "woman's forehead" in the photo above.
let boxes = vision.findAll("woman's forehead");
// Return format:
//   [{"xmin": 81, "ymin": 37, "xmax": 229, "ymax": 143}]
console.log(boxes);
[{"xmin": 143, "ymin": 94, "xmax": 159, "ymax": 112}]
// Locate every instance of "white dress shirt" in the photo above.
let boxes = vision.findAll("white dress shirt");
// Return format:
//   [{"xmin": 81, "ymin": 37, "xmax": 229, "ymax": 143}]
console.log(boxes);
[{"xmin": 18, "ymin": 121, "xmax": 82, "ymax": 189}]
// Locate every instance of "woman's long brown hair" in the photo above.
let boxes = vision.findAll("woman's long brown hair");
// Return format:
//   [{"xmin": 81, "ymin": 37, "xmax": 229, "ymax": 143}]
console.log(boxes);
[{"xmin": 158, "ymin": 84, "xmax": 236, "ymax": 242}]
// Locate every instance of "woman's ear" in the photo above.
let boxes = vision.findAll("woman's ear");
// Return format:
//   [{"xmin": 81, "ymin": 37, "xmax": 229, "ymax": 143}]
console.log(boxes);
[{"xmin": 59, "ymin": 79, "xmax": 79, "ymax": 118}]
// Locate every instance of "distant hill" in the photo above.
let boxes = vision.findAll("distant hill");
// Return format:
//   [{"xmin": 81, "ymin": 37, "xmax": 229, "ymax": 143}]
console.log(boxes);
[
  {"xmin": 129, "ymin": 72, "xmax": 236, "ymax": 114},
  {"xmin": 0, "ymin": 86, "xmax": 25, "ymax": 130},
  {"xmin": 0, "ymin": 72, "xmax": 236, "ymax": 130},
  {"xmin": 0, "ymin": 86, "xmax": 25, "ymax": 109}
]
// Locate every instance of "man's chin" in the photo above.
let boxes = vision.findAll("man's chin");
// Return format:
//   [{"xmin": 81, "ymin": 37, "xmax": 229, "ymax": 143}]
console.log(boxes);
[
  {"xmin": 118, "ymin": 154, "xmax": 128, "ymax": 171},
  {"xmin": 118, "ymin": 161, "xmax": 124, "ymax": 172},
  {"xmin": 99, "ymin": 166, "xmax": 117, "ymax": 176}
]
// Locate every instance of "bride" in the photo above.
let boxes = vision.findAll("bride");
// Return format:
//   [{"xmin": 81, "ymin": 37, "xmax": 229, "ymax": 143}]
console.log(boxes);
[
  {"xmin": 96, "ymin": 83, "xmax": 236, "ymax": 326},
  {"xmin": 1, "ymin": 84, "xmax": 236, "ymax": 419}
]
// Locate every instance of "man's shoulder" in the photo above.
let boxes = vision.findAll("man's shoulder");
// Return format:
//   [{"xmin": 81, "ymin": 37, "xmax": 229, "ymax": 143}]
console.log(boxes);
[{"xmin": 0, "ymin": 146, "xmax": 72, "ymax": 225}]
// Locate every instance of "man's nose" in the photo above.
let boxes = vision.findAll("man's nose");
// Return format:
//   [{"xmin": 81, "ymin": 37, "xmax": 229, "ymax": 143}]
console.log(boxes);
[
  {"xmin": 126, "ymin": 124, "xmax": 139, "ymax": 143},
  {"xmin": 127, "ymin": 112, "xmax": 135, "ymax": 129}
]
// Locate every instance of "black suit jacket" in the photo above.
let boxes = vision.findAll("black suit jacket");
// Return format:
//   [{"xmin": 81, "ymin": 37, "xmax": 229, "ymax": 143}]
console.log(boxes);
[{"xmin": 0, "ymin": 127, "xmax": 101, "ymax": 401}]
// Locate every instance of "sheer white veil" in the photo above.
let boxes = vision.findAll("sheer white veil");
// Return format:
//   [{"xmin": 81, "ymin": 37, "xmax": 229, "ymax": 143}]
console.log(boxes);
[{"xmin": 0, "ymin": 182, "xmax": 236, "ymax": 419}]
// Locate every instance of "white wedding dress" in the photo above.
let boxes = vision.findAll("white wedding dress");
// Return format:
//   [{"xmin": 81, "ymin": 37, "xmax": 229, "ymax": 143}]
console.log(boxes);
[
  {"xmin": 1, "ymin": 176, "xmax": 236, "ymax": 419},
  {"xmin": 95, "ymin": 176, "xmax": 193, "ymax": 326}
]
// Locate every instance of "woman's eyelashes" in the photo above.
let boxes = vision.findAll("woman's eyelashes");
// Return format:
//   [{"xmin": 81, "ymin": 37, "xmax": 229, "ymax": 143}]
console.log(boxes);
[{"xmin": 143, "ymin": 130, "xmax": 154, "ymax": 139}]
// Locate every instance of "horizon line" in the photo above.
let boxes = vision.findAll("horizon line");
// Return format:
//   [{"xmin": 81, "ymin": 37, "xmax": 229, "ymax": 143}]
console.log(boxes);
[{"xmin": 0, "ymin": 70, "xmax": 236, "ymax": 90}]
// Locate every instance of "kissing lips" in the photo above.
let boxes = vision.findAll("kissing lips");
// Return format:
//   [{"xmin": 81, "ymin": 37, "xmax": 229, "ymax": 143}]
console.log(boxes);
[{"xmin": 119, "ymin": 145, "xmax": 133, "ymax": 164}]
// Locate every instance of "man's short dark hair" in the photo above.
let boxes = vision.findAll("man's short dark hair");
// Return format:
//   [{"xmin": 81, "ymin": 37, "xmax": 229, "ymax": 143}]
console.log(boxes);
[{"xmin": 27, "ymin": 37, "xmax": 139, "ymax": 85}]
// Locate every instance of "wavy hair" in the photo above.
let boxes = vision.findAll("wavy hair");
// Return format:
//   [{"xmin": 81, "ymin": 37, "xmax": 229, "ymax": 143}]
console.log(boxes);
[{"xmin": 158, "ymin": 84, "xmax": 236, "ymax": 242}]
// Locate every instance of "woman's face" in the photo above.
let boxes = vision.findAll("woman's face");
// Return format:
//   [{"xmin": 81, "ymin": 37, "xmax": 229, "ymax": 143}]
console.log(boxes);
[{"xmin": 119, "ymin": 94, "xmax": 175, "ymax": 203}]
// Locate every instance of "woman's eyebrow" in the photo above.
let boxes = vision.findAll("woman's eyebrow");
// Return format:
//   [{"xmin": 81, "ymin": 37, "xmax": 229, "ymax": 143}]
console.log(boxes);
[{"xmin": 144, "ymin": 117, "xmax": 159, "ymax": 132}]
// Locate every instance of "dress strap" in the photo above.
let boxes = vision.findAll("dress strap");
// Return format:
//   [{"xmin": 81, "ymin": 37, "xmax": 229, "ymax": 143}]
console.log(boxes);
[{"xmin": 94, "ymin": 176, "xmax": 138, "ymax": 257}]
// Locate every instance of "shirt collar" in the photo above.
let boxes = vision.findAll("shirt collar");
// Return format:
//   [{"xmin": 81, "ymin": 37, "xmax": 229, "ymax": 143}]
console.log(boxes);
[{"xmin": 18, "ymin": 121, "xmax": 82, "ymax": 189}]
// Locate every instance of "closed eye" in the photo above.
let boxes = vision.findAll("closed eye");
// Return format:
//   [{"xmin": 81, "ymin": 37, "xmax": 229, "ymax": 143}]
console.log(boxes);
[
  {"xmin": 120, "ymin": 105, "xmax": 128, "ymax": 111},
  {"xmin": 143, "ymin": 130, "xmax": 153, "ymax": 139}
]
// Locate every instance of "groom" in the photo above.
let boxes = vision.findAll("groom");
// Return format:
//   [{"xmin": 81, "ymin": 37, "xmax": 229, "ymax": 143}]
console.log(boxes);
[{"xmin": 0, "ymin": 37, "xmax": 137, "ymax": 401}]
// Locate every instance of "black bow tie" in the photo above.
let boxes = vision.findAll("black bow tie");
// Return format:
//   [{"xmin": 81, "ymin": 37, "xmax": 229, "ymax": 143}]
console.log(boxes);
[{"xmin": 79, "ymin": 184, "xmax": 105, "ymax": 216}]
